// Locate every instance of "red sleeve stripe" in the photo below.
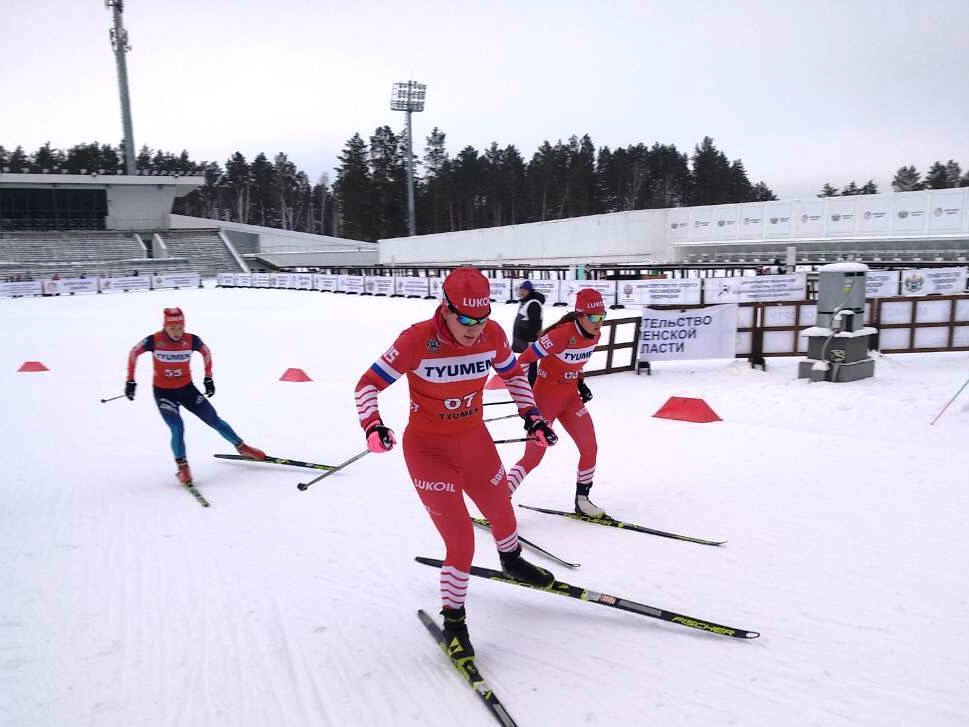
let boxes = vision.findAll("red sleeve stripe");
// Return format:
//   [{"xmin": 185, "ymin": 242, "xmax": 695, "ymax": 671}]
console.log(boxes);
[
  {"xmin": 355, "ymin": 384, "xmax": 380, "ymax": 421},
  {"xmin": 504, "ymin": 375, "xmax": 536, "ymax": 409}
]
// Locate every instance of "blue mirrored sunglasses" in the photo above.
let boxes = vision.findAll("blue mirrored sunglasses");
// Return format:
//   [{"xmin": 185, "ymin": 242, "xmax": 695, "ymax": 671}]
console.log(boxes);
[
  {"xmin": 585, "ymin": 313, "xmax": 607, "ymax": 323},
  {"xmin": 445, "ymin": 298, "xmax": 490, "ymax": 326},
  {"xmin": 454, "ymin": 311, "xmax": 490, "ymax": 326}
]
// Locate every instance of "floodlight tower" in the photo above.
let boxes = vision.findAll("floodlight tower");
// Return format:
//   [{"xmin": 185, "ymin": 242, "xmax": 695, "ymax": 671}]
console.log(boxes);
[
  {"xmin": 390, "ymin": 81, "xmax": 426, "ymax": 237},
  {"xmin": 106, "ymin": 0, "xmax": 137, "ymax": 174}
]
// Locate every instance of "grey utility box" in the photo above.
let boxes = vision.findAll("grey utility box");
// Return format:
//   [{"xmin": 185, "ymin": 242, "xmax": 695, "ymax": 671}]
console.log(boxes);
[{"xmin": 798, "ymin": 262, "xmax": 876, "ymax": 382}]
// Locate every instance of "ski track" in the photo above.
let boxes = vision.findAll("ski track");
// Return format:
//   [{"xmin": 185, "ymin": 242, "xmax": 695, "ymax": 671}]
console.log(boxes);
[{"xmin": 2, "ymin": 286, "xmax": 968, "ymax": 726}]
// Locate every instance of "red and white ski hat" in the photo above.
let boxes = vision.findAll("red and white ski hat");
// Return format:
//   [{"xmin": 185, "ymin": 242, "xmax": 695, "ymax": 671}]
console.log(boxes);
[
  {"xmin": 442, "ymin": 266, "xmax": 492, "ymax": 318},
  {"xmin": 163, "ymin": 307, "xmax": 185, "ymax": 326},
  {"xmin": 574, "ymin": 288, "xmax": 605, "ymax": 315}
]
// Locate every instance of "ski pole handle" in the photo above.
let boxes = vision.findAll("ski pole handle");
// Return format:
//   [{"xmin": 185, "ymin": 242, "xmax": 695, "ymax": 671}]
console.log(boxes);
[
  {"xmin": 297, "ymin": 449, "xmax": 370, "ymax": 491},
  {"xmin": 492, "ymin": 437, "xmax": 537, "ymax": 444},
  {"xmin": 100, "ymin": 394, "xmax": 126, "ymax": 403},
  {"xmin": 482, "ymin": 400, "xmax": 515, "ymax": 407}
]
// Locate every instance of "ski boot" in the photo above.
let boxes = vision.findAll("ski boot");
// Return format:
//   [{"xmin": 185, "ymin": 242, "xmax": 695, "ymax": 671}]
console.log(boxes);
[
  {"xmin": 499, "ymin": 545, "xmax": 555, "ymax": 588},
  {"xmin": 575, "ymin": 482, "xmax": 606, "ymax": 518},
  {"xmin": 441, "ymin": 606, "xmax": 475, "ymax": 665},
  {"xmin": 236, "ymin": 442, "xmax": 267, "ymax": 461},
  {"xmin": 175, "ymin": 458, "xmax": 193, "ymax": 485}
]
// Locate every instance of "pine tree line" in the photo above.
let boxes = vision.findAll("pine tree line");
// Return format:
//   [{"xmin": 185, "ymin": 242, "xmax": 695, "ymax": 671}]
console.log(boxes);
[{"xmin": 7, "ymin": 138, "xmax": 965, "ymax": 242}]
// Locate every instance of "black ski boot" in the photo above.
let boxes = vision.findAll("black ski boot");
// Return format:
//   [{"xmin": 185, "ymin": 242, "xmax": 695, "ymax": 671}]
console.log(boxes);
[
  {"xmin": 575, "ymin": 482, "xmax": 606, "ymax": 518},
  {"xmin": 441, "ymin": 606, "xmax": 475, "ymax": 664},
  {"xmin": 499, "ymin": 545, "xmax": 555, "ymax": 587}
]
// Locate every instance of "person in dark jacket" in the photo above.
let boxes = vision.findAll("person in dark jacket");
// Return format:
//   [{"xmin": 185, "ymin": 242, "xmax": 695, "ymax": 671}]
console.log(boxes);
[{"xmin": 511, "ymin": 280, "xmax": 545, "ymax": 384}]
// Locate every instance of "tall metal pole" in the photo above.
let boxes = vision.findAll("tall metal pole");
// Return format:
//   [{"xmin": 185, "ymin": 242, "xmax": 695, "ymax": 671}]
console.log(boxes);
[
  {"xmin": 405, "ymin": 102, "xmax": 416, "ymax": 237},
  {"xmin": 107, "ymin": 1, "xmax": 136, "ymax": 175},
  {"xmin": 391, "ymin": 80, "xmax": 426, "ymax": 238}
]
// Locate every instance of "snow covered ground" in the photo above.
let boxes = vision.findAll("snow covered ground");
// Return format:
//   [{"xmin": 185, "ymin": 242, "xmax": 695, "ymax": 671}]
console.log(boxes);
[{"xmin": 1, "ymin": 283, "xmax": 968, "ymax": 727}]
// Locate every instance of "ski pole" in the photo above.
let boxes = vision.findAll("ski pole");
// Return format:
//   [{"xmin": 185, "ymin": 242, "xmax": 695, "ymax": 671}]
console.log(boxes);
[
  {"xmin": 483, "ymin": 400, "xmax": 515, "ymax": 407},
  {"xmin": 493, "ymin": 437, "xmax": 536, "ymax": 444},
  {"xmin": 484, "ymin": 412, "xmax": 520, "ymax": 423},
  {"xmin": 930, "ymin": 374, "xmax": 969, "ymax": 425},
  {"xmin": 297, "ymin": 449, "xmax": 370, "ymax": 491},
  {"xmin": 100, "ymin": 394, "xmax": 126, "ymax": 403}
]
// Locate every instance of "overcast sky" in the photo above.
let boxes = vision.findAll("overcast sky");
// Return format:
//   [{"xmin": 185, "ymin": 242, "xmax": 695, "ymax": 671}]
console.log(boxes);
[{"xmin": 2, "ymin": 0, "xmax": 968, "ymax": 200}]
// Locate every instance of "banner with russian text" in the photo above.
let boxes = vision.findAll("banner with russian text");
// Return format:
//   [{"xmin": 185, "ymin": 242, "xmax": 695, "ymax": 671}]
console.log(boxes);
[
  {"xmin": 638, "ymin": 304, "xmax": 738, "ymax": 361},
  {"xmin": 98, "ymin": 275, "xmax": 151, "ymax": 293},
  {"xmin": 703, "ymin": 273, "xmax": 806, "ymax": 303},
  {"xmin": 865, "ymin": 270, "xmax": 900, "ymax": 298},
  {"xmin": 41, "ymin": 278, "xmax": 99, "ymax": 295},
  {"xmin": 514, "ymin": 279, "xmax": 561, "ymax": 305},
  {"xmin": 616, "ymin": 279, "xmax": 701, "ymax": 306},
  {"xmin": 152, "ymin": 273, "xmax": 201, "ymax": 289},
  {"xmin": 900, "ymin": 267, "xmax": 967, "ymax": 296}
]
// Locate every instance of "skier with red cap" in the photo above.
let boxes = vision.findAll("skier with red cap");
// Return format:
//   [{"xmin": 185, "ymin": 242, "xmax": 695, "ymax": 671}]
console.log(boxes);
[
  {"xmin": 353, "ymin": 265, "xmax": 559, "ymax": 663},
  {"xmin": 126, "ymin": 307, "xmax": 266, "ymax": 486},
  {"xmin": 507, "ymin": 287, "xmax": 608, "ymax": 517}
]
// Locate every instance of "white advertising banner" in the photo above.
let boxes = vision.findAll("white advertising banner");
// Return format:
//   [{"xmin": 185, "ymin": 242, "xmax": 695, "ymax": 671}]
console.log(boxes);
[
  {"xmin": 865, "ymin": 270, "xmax": 900, "ymax": 298},
  {"xmin": 98, "ymin": 275, "xmax": 151, "ymax": 292},
  {"xmin": 794, "ymin": 200, "xmax": 824, "ymax": 236},
  {"xmin": 857, "ymin": 198, "xmax": 891, "ymax": 233},
  {"xmin": 713, "ymin": 206, "xmax": 739, "ymax": 238},
  {"xmin": 892, "ymin": 193, "xmax": 928, "ymax": 233},
  {"xmin": 763, "ymin": 202, "xmax": 793, "ymax": 237},
  {"xmin": 826, "ymin": 197, "xmax": 858, "ymax": 236},
  {"xmin": 314, "ymin": 274, "xmax": 339, "ymax": 292},
  {"xmin": 364, "ymin": 276, "xmax": 395, "ymax": 296},
  {"xmin": 668, "ymin": 208, "xmax": 690, "ymax": 240},
  {"xmin": 428, "ymin": 276, "xmax": 445, "ymax": 299},
  {"xmin": 689, "ymin": 206, "xmax": 716, "ymax": 240},
  {"xmin": 638, "ymin": 304, "xmax": 739, "ymax": 361},
  {"xmin": 251, "ymin": 273, "xmax": 271, "ymax": 288},
  {"xmin": 341, "ymin": 275, "xmax": 365, "ymax": 294},
  {"xmin": 560, "ymin": 280, "xmax": 616, "ymax": 308},
  {"xmin": 41, "ymin": 277, "xmax": 99, "ymax": 295},
  {"xmin": 0, "ymin": 280, "xmax": 43, "ymax": 297},
  {"xmin": 739, "ymin": 204, "xmax": 765, "ymax": 238},
  {"xmin": 928, "ymin": 189, "xmax": 965, "ymax": 232},
  {"xmin": 900, "ymin": 267, "xmax": 968, "ymax": 296},
  {"xmin": 395, "ymin": 276, "xmax": 428, "ymax": 297},
  {"xmin": 489, "ymin": 278, "xmax": 512, "ymax": 302},
  {"xmin": 292, "ymin": 274, "xmax": 313, "ymax": 290},
  {"xmin": 217, "ymin": 273, "xmax": 235, "ymax": 287},
  {"xmin": 233, "ymin": 273, "xmax": 252, "ymax": 287},
  {"xmin": 151, "ymin": 273, "xmax": 201, "ymax": 289},
  {"xmin": 515, "ymin": 279, "xmax": 561, "ymax": 305},
  {"xmin": 271, "ymin": 273, "xmax": 292, "ymax": 288},
  {"xmin": 616, "ymin": 279, "xmax": 702, "ymax": 306},
  {"xmin": 703, "ymin": 273, "xmax": 807, "ymax": 303}
]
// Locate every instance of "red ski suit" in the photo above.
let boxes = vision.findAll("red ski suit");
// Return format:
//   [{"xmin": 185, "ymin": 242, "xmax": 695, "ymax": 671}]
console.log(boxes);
[
  {"xmin": 508, "ymin": 320, "xmax": 601, "ymax": 492},
  {"xmin": 354, "ymin": 308, "xmax": 537, "ymax": 609}
]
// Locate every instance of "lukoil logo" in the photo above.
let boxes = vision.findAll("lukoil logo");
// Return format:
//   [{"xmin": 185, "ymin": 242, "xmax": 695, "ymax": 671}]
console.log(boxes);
[
  {"xmin": 414, "ymin": 479, "xmax": 456, "ymax": 492},
  {"xmin": 462, "ymin": 297, "xmax": 491, "ymax": 308}
]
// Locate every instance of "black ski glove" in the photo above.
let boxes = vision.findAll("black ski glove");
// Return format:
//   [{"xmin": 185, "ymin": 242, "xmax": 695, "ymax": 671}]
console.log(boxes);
[
  {"xmin": 125, "ymin": 380, "xmax": 136, "ymax": 400},
  {"xmin": 203, "ymin": 377, "xmax": 215, "ymax": 398},
  {"xmin": 522, "ymin": 409, "xmax": 558, "ymax": 447},
  {"xmin": 577, "ymin": 379, "xmax": 593, "ymax": 403}
]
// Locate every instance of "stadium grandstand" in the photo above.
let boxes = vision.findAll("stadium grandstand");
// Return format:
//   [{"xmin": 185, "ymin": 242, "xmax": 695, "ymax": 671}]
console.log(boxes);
[{"xmin": 0, "ymin": 172, "xmax": 377, "ymax": 280}]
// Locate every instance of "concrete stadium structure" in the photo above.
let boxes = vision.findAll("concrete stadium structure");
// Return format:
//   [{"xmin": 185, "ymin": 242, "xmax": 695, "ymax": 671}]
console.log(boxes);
[{"xmin": 380, "ymin": 188, "xmax": 969, "ymax": 267}]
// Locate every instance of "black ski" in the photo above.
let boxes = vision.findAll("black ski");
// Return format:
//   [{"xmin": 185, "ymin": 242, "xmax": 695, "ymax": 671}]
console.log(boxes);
[
  {"xmin": 214, "ymin": 454, "xmax": 335, "ymax": 471},
  {"xmin": 518, "ymin": 504, "xmax": 725, "ymax": 546},
  {"xmin": 415, "ymin": 557, "xmax": 759, "ymax": 639},
  {"xmin": 471, "ymin": 518, "xmax": 580, "ymax": 568},
  {"xmin": 178, "ymin": 478, "xmax": 210, "ymax": 507},
  {"xmin": 417, "ymin": 610, "xmax": 519, "ymax": 727}
]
